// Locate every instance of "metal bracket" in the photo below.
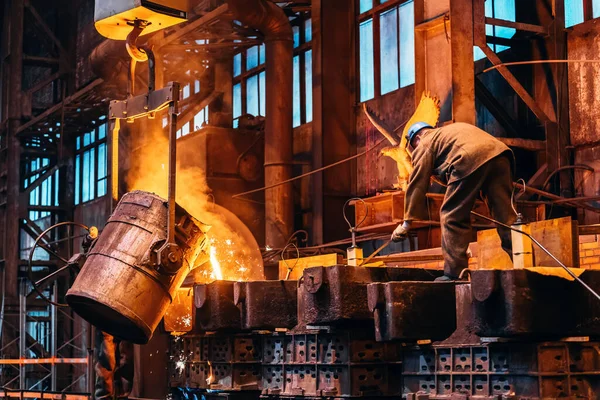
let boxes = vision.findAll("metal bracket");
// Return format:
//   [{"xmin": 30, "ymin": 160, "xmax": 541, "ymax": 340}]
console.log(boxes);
[{"xmin": 304, "ymin": 266, "xmax": 323, "ymax": 294}]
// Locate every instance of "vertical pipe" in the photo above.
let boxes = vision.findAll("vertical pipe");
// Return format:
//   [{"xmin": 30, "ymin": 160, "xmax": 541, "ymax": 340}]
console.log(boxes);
[
  {"xmin": 109, "ymin": 118, "xmax": 120, "ymax": 207},
  {"xmin": 50, "ymin": 284, "xmax": 57, "ymax": 391},
  {"xmin": 167, "ymin": 84, "xmax": 180, "ymax": 245},
  {"xmin": 264, "ymin": 39, "xmax": 293, "ymax": 248},
  {"xmin": 19, "ymin": 283, "xmax": 26, "ymax": 390},
  {"xmin": 225, "ymin": 0, "xmax": 294, "ymax": 248},
  {"xmin": 5, "ymin": 0, "xmax": 24, "ymax": 298}
]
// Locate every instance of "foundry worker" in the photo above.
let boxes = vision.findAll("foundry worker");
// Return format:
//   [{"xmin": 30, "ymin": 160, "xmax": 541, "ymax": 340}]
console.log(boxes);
[{"xmin": 391, "ymin": 122, "xmax": 516, "ymax": 281}]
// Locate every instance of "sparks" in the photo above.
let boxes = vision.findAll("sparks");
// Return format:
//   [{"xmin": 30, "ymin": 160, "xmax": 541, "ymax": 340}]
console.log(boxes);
[{"xmin": 209, "ymin": 245, "xmax": 223, "ymax": 280}]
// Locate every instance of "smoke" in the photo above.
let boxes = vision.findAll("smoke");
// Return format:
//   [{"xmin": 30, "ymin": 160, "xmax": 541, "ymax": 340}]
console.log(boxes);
[{"xmin": 126, "ymin": 122, "xmax": 263, "ymax": 283}]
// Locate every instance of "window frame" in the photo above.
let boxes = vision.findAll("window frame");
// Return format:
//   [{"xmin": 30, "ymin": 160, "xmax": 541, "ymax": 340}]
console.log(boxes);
[
  {"xmin": 74, "ymin": 120, "xmax": 108, "ymax": 205},
  {"xmin": 232, "ymin": 15, "xmax": 313, "ymax": 128},
  {"xmin": 357, "ymin": 0, "xmax": 415, "ymax": 102}
]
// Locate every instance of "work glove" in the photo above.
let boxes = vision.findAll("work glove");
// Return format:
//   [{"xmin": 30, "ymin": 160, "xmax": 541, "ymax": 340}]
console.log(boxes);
[{"xmin": 391, "ymin": 221, "xmax": 411, "ymax": 242}]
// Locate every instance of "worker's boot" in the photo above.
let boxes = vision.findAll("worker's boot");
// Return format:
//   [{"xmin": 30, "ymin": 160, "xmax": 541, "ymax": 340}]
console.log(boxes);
[{"xmin": 434, "ymin": 275, "xmax": 457, "ymax": 282}]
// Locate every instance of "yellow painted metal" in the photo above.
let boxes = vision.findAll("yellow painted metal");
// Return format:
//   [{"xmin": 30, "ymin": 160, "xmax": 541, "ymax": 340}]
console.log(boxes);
[
  {"xmin": 95, "ymin": 0, "xmax": 188, "ymax": 40},
  {"xmin": 511, "ymin": 223, "xmax": 533, "ymax": 269},
  {"xmin": 278, "ymin": 253, "xmax": 341, "ymax": 280}
]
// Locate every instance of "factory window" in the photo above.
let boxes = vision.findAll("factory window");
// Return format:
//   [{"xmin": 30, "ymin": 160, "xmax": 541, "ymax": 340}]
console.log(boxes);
[
  {"xmin": 293, "ymin": 17, "xmax": 313, "ymax": 128},
  {"xmin": 358, "ymin": 0, "xmax": 415, "ymax": 102},
  {"xmin": 473, "ymin": 0, "xmax": 516, "ymax": 61},
  {"xmin": 565, "ymin": 0, "xmax": 600, "ymax": 27},
  {"xmin": 233, "ymin": 44, "xmax": 266, "ymax": 128},
  {"xmin": 75, "ymin": 122, "xmax": 108, "ymax": 205},
  {"xmin": 23, "ymin": 157, "xmax": 60, "ymax": 222},
  {"xmin": 21, "ymin": 156, "xmax": 61, "ymax": 261},
  {"xmin": 175, "ymin": 77, "xmax": 210, "ymax": 138},
  {"xmin": 233, "ymin": 17, "xmax": 313, "ymax": 128}
]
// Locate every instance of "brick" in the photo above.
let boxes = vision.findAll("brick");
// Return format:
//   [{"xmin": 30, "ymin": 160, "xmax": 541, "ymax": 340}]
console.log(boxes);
[
  {"xmin": 586, "ymin": 250, "xmax": 596, "ymax": 257},
  {"xmin": 585, "ymin": 257, "xmax": 600, "ymax": 264},
  {"xmin": 581, "ymin": 242, "xmax": 599, "ymax": 250},
  {"xmin": 593, "ymin": 249, "xmax": 600, "ymax": 256},
  {"xmin": 579, "ymin": 234, "xmax": 598, "ymax": 244},
  {"xmin": 588, "ymin": 263, "xmax": 600, "ymax": 270}
]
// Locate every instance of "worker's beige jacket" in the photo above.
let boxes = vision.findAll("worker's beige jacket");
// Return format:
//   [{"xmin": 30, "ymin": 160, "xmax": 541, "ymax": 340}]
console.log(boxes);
[{"xmin": 404, "ymin": 122, "xmax": 512, "ymax": 221}]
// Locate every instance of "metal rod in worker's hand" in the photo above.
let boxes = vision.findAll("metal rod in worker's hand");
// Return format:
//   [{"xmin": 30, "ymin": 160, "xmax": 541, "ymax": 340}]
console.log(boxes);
[
  {"xmin": 471, "ymin": 211, "xmax": 600, "ymax": 302},
  {"xmin": 360, "ymin": 239, "xmax": 392, "ymax": 266}
]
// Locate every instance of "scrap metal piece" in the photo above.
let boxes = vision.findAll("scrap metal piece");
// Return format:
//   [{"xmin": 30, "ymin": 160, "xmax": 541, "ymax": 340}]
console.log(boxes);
[
  {"xmin": 367, "ymin": 281, "xmax": 457, "ymax": 342},
  {"xmin": 471, "ymin": 269, "xmax": 578, "ymax": 337},
  {"xmin": 299, "ymin": 265, "xmax": 442, "ymax": 327},
  {"xmin": 234, "ymin": 280, "xmax": 298, "ymax": 330},
  {"xmin": 194, "ymin": 281, "xmax": 241, "ymax": 332}
]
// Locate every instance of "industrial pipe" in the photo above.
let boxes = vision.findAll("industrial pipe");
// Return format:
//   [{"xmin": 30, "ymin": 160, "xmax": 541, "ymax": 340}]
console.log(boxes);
[{"xmin": 225, "ymin": 0, "xmax": 294, "ymax": 248}]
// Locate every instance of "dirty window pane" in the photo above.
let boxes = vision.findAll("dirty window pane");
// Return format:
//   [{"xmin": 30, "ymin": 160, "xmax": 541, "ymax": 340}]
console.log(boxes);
[
  {"xmin": 182, "ymin": 83, "xmax": 190, "ymax": 99},
  {"xmin": 233, "ymin": 83, "xmax": 242, "ymax": 121},
  {"xmin": 247, "ymin": 74, "xmax": 259, "ymax": 116},
  {"xmin": 360, "ymin": 0, "xmax": 373, "ymax": 14},
  {"xmin": 98, "ymin": 143, "xmax": 106, "ymax": 197},
  {"xmin": 194, "ymin": 106, "xmax": 209, "ymax": 129},
  {"xmin": 234, "ymin": 53, "xmax": 242, "ymax": 77},
  {"xmin": 54, "ymin": 170, "xmax": 59, "ymax": 206},
  {"xmin": 259, "ymin": 44, "xmax": 266, "ymax": 65},
  {"xmin": 594, "ymin": 0, "xmax": 600, "ymax": 18},
  {"xmin": 565, "ymin": 0, "xmax": 584, "ymax": 27},
  {"xmin": 75, "ymin": 155, "xmax": 81, "ymax": 205},
  {"xmin": 247, "ymin": 46, "xmax": 259, "ymax": 70},
  {"xmin": 293, "ymin": 55, "xmax": 301, "ymax": 128},
  {"xmin": 380, "ymin": 7, "xmax": 399, "ymax": 95},
  {"xmin": 181, "ymin": 122, "xmax": 190, "ymax": 137},
  {"xmin": 98, "ymin": 123, "xmax": 106, "ymax": 140},
  {"xmin": 259, "ymin": 71, "xmax": 266, "ymax": 116},
  {"xmin": 293, "ymin": 25, "xmax": 300, "ymax": 48},
  {"xmin": 305, "ymin": 19, "xmax": 312, "ymax": 42},
  {"xmin": 493, "ymin": 0, "xmax": 516, "ymax": 40},
  {"xmin": 305, "ymin": 50, "xmax": 313, "ymax": 123},
  {"xmin": 400, "ymin": 1, "xmax": 415, "ymax": 87},
  {"xmin": 359, "ymin": 19, "xmax": 375, "ymax": 101}
]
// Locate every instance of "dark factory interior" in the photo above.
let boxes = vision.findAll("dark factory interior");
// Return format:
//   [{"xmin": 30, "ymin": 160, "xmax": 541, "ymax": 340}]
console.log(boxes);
[{"xmin": 3, "ymin": 0, "xmax": 600, "ymax": 399}]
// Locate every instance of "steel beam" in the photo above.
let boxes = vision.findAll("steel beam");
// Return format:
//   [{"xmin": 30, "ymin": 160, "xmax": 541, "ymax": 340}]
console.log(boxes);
[
  {"xmin": 450, "ymin": 0, "xmax": 475, "ymax": 124},
  {"xmin": 5, "ymin": 0, "xmax": 24, "ymax": 298}
]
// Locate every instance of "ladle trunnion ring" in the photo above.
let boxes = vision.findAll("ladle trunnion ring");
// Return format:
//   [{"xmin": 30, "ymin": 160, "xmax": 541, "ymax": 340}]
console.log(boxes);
[{"xmin": 66, "ymin": 190, "xmax": 209, "ymax": 344}]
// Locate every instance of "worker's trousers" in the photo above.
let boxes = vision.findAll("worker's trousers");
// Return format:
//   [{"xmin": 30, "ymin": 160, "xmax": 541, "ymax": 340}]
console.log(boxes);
[{"xmin": 441, "ymin": 155, "xmax": 515, "ymax": 278}]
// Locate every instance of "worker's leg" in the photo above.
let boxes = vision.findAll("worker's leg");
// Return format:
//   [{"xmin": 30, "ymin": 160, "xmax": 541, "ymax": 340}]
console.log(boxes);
[
  {"xmin": 481, "ymin": 155, "xmax": 517, "ymax": 260},
  {"xmin": 440, "ymin": 169, "xmax": 487, "ymax": 278},
  {"xmin": 94, "ymin": 331, "xmax": 116, "ymax": 399}
]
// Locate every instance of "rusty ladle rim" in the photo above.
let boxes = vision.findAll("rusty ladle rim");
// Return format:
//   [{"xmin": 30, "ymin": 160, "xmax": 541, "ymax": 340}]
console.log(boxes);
[{"xmin": 28, "ymin": 221, "xmax": 90, "ymax": 307}]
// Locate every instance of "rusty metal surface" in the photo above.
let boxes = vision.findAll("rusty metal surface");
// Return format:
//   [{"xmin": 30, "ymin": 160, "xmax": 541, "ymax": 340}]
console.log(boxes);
[
  {"xmin": 66, "ymin": 191, "xmax": 209, "ymax": 344},
  {"xmin": 299, "ymin": 265, "xmax": 442, "ymax": 327},
  {"xmin": 367, "ymin": 281, "xmax": 457, "ymax": 342},
  {"xmin": 234, "ymin": 280, "xmax": 298, "ymax": 330},
  {"xmin": 194, "ymin": 281, "xmax": 241, "ymax": 332},
  {"xmin": 470, "ymin": 269, "xmax": 600, "ymax": 338}
]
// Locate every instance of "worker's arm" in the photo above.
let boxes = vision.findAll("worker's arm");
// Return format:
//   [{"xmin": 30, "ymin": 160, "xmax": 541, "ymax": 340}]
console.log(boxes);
[{"xmin": 404, "ymin": 145, "xmax": 435, "ymax": 222}]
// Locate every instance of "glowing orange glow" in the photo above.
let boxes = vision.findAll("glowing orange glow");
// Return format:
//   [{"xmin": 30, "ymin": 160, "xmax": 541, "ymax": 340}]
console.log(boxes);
[
  {"xmin": 209, "ymin": 244, "xmax": 223, "ymax": 280},
  {"xmin": 127, "ymin": 126, "xmax": 263, "ymax": 282},
  {"xmin": 206, "ymin": 361, "xmax": 215, "ymax": 385}
]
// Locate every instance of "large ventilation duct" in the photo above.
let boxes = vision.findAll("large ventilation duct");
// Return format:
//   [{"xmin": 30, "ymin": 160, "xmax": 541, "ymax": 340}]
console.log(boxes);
[{"xmin": 225, "ymin": 0, "xmax": 294, "ymax": 248}]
